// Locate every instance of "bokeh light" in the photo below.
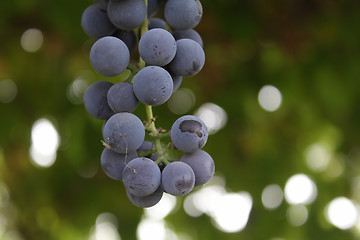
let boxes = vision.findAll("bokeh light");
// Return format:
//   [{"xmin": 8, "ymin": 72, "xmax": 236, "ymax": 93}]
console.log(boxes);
[
  {"xmin": 67, "ymin": 77, "xmax": 88, "ymax": 105},
  {"xmin": 194, "ymin": 103, "xmax": 227, "ymax": 134},
  {"xmin": 211, "ymin": 192, "xmax": 253, "ymax": 233},
  {"xmin": 305, "ymin": 143, "xmax": 332, "ymax": 173},
  {"xmin": 183, "ymin": 177, "xmax": 252, "ymax": 233},
  {"xmin": 89, "ymin": 213, "xmax": 121, "ymax": 240},
  {"xmin": 0, "ymin": 79, "xmax": 17, "ymax": 103},
  {"xmin": 258, "ymin": 85, "xmax": 282, "ymax": 112},
  {"xmin": 286, "ymin": 204, "xmax": 308, "ymax": 226},
  {"xmin": 144, "ymin": 193, "xmax": 177, "ymax": 220},
  {"xmin": 284, "ymin": 174, "xmax": 317, "ymax": 205},
  {"xmin": 20, "ymin": 28, "xmax": 43, "ymax": 52},
  {"xmin": 262, "ymin": 184, "xmax": 283, "ymax": 210},
  {"xmin": 325, "ymin": 197, "xmax": 358, "ymax": 230},
  {"xmin": 167, "ymin": 88, "xmax": 196, "ymax": 115},
  {"xmin": 29, "ymin": 118, "xmax": 60, "ymax": 168}
]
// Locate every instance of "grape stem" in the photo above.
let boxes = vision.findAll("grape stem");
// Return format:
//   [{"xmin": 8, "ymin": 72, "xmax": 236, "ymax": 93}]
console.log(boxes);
[{"xmin": 140, "ymin": 0, "xmax": 169, "ymax": 166}]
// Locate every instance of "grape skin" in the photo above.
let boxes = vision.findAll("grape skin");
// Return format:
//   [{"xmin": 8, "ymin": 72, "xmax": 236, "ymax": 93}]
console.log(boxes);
[
  {"xmin": 133, "ymin": 66, "xmax": 173, "ymax": 106},
  {"xmin": 170, "ymin": 115, "xmax": 208, "ymax": 153},
  {"xmin": 90, "ymin": 36, "xmax": 130, "ymax": 77},
  {"xmin": 149, "ymin": 18, "xmax": 167, "ymax": 30},
  {"xmin": 126, "ymin": 184, "xmax": 163, "ymax": 208},
  {"xmin": 101, "ymin": 148, "xmax": 138, "ymax": 181},
  {"xmin": 81, "ymin": 3, "xmax": 116, "ymax": 39},
  {"xmin": 102, "ymin": 112, "xmax": 145, "ymax": 154},
  {"xmin": 83, "ymin": 81, "xmax": 114, "ymax": 119},
  {"xmin": 107, "ymin": 0, "xmax": 146, "ymax": 31},
  {"xmin": 162, "ymin": 161, "xmax": 195, "ymax": 196},
  {"xmin": 139, "ymin": 28, "xmax": 177, "ymax": 66},
  {"xmin": 168, "ymin": 39, "xmax": 205, "ymax": 76},
  {"xmin": 172, "ymin": 29, "xmax": 203, "ymax": 48},
  {"xmin": 164, "ymin": 0, "xmax": 203, "ymax": 30},
  {"xmin": 122, "ymin": 157, "xmax": 161, "ymax": 197},
  {"xmin": 107, "ymin": 82, "xmax": 138, "ymax": 113},
  {"xmin": 180, "ymin": 150, "xmax": 214, "ymax": 186},
  {"xmin": 112, "ymin": 29, "xmax": 137, "ymax": 52}
]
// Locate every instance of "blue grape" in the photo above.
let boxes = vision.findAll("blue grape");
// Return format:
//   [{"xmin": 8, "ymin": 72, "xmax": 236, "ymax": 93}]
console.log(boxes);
[
  {"xmin": 122, "ymin": 157, "xmax": 161, "ymax": 197},
  {"xmin": 162, "ymin": 161, "xmax": 195, "ymax": 196},
  {"xmin": 172, "ymin": 29, "xmax": 203, "ymax": 47},
  {"xmin": 107, "ymin": 0, "xmax": 146, "ymax": 31},
  {"xmin": 149, "ymin": 18, "xmax": 167, "ymax": 30},
  {"xmin": 90, "ymin": 36, "xmax": 130, "ymax": 77},
  {"xmin": 133, "ymin": 66, "xmax": 173, "ymax": 106},
  {"xmin": 126, "ymin": 185, "xmax": 163, "ymax": 208},
  {"xmin": 139, "ymin": 28, "xmax": 177, "ymax": 66},
  {"xmin": 102, "ymin": 112, "xmax": 145, "ymax": 154},
  {"xmin": 164, "ymin": 0, "xmax": 203, "ymax": 30},
  {"xmin": 112, "ymin": 29, "xmax": 137, "ymax": 52},
  {"xmin": 168, "ymin": 39, "xmax": 205, "ymax": 76},
  {"xmin": 172, "ymin": 75, "xmax": 182, "ymax": 92},
  {"xmin": 170, "ymin": 115, "xmax": 208, "ymax": 153},
  {"xmin": 107, "ymin": 82, "xmax": 138, "ymax": 113},
  {"xmin": 81, "ymin": 3, "xmax": 116, "ymax": 39},
  {"xmin": 101, "ymin": 148, "xmax": 138, "ymax": 180},
  {"xmin": 180, "ymin": 150, "xmax": 214, "ymax": 186},
  {"xmin": 148, "ymin": 0, "xmax": 159, "ymax": 18},
  {"xmin": 84, "ymin": 81, "xmax": 114, "ymax": 119}
]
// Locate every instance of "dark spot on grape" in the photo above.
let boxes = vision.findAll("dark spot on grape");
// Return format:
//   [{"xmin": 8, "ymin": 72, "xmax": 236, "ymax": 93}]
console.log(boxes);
[
  {"xmin": 192, "ymin": 61, "xmax": 200, "ymax": 71},
  {"xmin": 179, "ymin": 120, "xmax": 203, "ymax": 137}
]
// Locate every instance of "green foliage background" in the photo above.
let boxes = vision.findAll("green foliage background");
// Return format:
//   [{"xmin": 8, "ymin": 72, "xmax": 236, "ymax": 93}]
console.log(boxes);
[{"xmin": 1, "ymin": 0, "xmax": 360, "ymax": 239}]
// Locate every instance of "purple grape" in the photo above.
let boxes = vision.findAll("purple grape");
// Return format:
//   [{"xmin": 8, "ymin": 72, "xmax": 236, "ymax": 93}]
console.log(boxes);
[
  {"xmin": 107, "ymin": 82, "xmax": 138, "ymax": 113},
  {"xmin": 122, "ymin": 157, "xmax": 161, "ymax": 197},
  {"xmin": 101, "ymin": 148, "xmax": 138, "ymax": 180},
  {"xmin": 90, "ymin": 36, "xmax": 130, "ymax": 77},
  {"xmin": 170, "ymin": 115, "xmax": 208, "ymax": 153},
  {"xmin": 162, "ymin": 161, "xmax": 195, "ymax": 196},
  {"xmin": 139, "ymin": 28, "xmax": 177, "ymax": 66},
  {"xmin": 83, "ymin": 81, "xmax": 114, "ymax": 119},
  {"xmin": 81, "ymin": 3, "xmax": 116, "ymax": 39},
  {"xmin": 133, "ymin": 66, "xmax": 173, "ymax": 106},
  {"xmin": 180, "ymin": 150, "xmax": 214, "ymax": 186},
  {"xmin": 126, "ymin": 184, "xmax": 163, "ymax": 208},
  {"xmin": 172, "ymin": 29, "xmax": 203, "ymax": 47},
  {"xmin": 107, "ymin": 0, "xmax": 146, "ymax": 31},
  {"xmin": 102, "ymin": 112, "xmax": 145, "ymax": 154},
  {"xmin": 168, "ymin": 39, "xmax": 205, "ymax": 76},
  {"xmin": 164, "ymin": 0, "xmax": 203, "ymax": 30}
]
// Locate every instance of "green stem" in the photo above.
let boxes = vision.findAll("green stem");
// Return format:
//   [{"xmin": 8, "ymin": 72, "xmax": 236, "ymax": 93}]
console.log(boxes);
[{"xmin": 140, "ymin": 1, "xmax": 169, "ymax": 166}]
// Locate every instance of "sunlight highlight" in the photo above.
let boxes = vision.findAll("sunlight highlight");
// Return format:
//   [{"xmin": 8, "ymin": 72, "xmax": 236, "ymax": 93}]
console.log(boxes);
[
  {"xmin": 67, "ymin": 77, "xmax": 88, "ymax": 105},
  {"xmin": 305, "ymin": 143, "xmax": 331, "ymax": 173},
  {"xmin": 183, "ymin": 176, "xmax": 252, "ymax": 233},
  {"xmin": 286, "ymin": 204, "xmax": 308, "ymax": 226},
  {"xmin": 89, "ymin": 213, "xmax": 121, "ymax": 240},
  {"xmin": 284, "ymin": 174, "xmax": 317, "ymax": 205},
  {"xmin": 144, "ymin": 193, "xmax": 177, "ymax": 220},
  {"xmin": 168, "ymin": 88, "xmax": 196, "ymax": 115},
  {"xmin": 325, "ymin": 197, "xmax": 358, "ymax": 230},
  {"xmin": 0, "ymin": 79, "xmax": 17, "ymax": 103},
  {"xmin": 262, "ymin": 184, "xmax": 283, "ymax": 210},
  {"xmin": 30, "ymin": 118, "xmax": 60, "ymax": 167},
  {"xmin": 21, "ymin": 28, "xmax": 43, "ymax": 52},
  {"xmin": 258, "ymin": 85, "xmax": 282, "ymax": 112},
  {"xmin": 194, "ymin": 103, "xmax": 227, "ymax": 134}
]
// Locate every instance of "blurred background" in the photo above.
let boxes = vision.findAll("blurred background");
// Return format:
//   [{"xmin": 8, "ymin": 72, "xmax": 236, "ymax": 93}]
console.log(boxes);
[{"xmin": 1, "ymin": 0, "xmax": 360, "ymax": 239}]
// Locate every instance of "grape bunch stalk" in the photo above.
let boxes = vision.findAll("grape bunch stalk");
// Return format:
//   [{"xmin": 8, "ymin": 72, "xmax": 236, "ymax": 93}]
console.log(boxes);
[{"xmin": 82, "ymin": 0, "xmax": 215, "ymax": 208}]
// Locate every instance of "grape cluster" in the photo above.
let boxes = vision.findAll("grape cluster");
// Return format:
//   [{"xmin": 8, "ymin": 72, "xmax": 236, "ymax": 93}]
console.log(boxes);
[{"xmin": 82, "ymin": 0, "xmax": 214, "ymax": 208}]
